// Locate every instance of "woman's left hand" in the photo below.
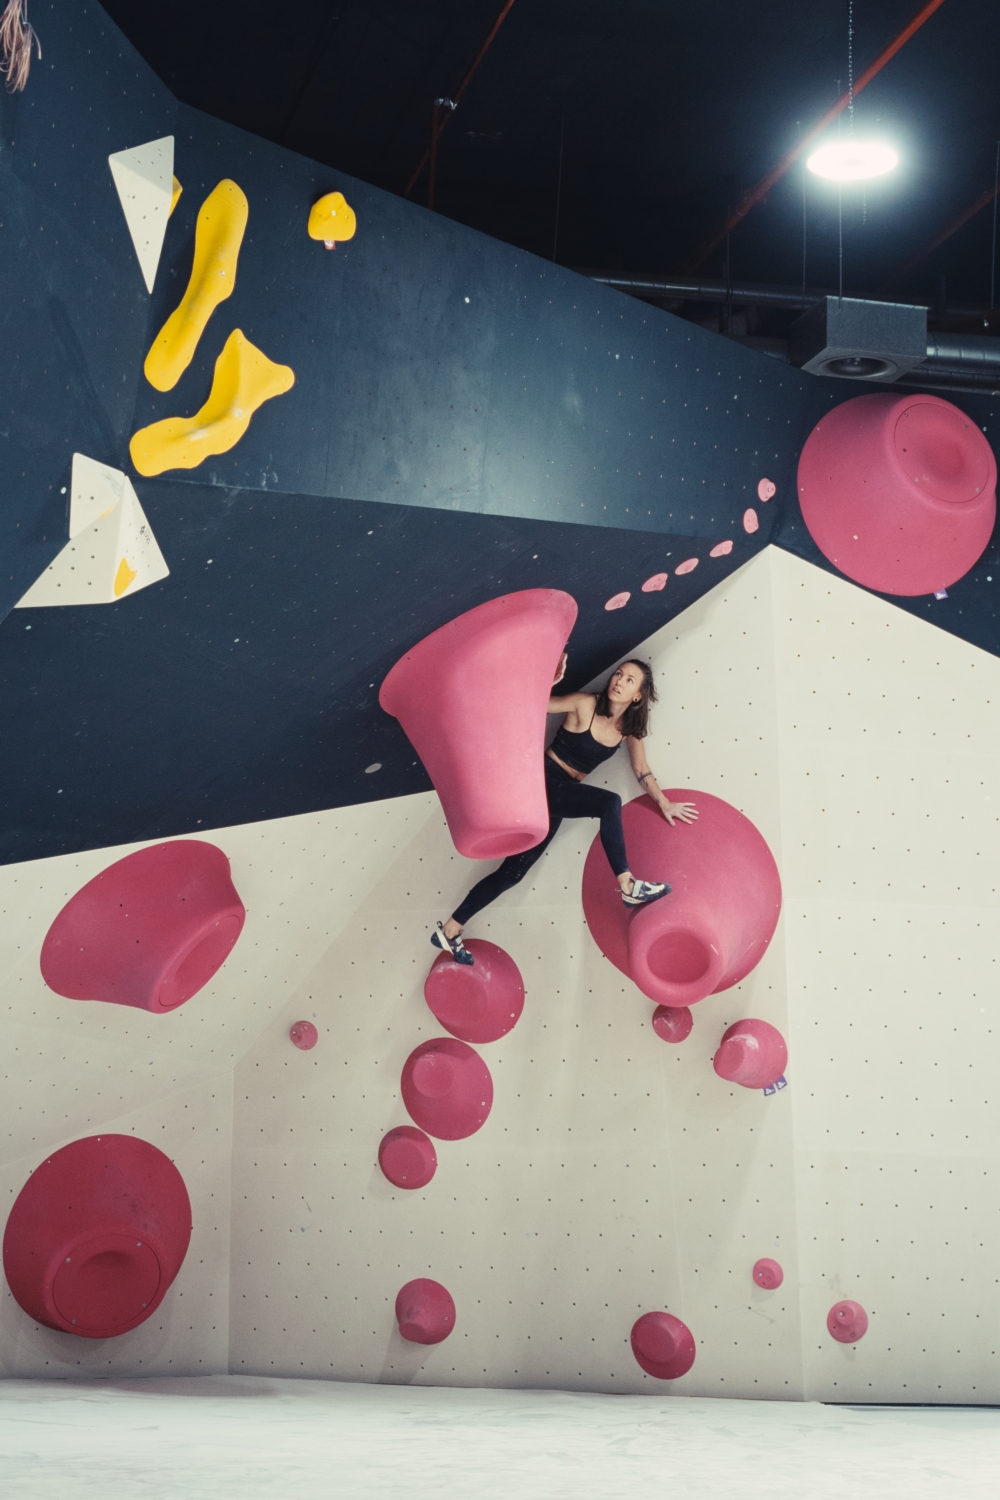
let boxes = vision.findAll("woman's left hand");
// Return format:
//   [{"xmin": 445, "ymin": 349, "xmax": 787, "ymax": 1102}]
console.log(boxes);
[{"xmin": 659, "ymin": 798, "xmax": 698, "ymax": 826}]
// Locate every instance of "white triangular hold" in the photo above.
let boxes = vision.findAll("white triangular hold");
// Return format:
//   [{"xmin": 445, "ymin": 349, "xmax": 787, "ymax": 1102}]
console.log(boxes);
[
  {"xmin": 16, "ymin": 457, "xmax": 169, "ymax": 608},
  {"xmin": 108, "ymin": 135, "xmax": 174, "ymax": 294}
]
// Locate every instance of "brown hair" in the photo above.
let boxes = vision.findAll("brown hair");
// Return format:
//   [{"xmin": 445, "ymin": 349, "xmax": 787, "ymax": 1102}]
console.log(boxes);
[{"xmin": 595, "ymin": 659, "xmax": 657, "ymax": 739}]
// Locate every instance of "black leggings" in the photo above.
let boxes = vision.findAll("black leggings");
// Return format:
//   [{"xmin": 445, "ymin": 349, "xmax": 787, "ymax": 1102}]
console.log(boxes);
[{"xmin": 452, "ymin": 759, "xmax": 629, "ymax": 926}]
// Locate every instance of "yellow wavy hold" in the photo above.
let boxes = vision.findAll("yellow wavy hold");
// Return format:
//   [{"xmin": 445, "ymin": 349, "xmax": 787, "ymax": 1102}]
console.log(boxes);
[
  {"xmin": 169, "ymin": 176, "xmax": 183, "ymax": 217},
  {"xmin": 308, "ymin": 191, "xmax": 356, "ymax": 243},
  {"xmin": 130, "ymin": 330, "xmax": 295, "ymax": 476},
  {"xmin": 144, "ymin": 179, "xmax": 249, "ymax": 392}
]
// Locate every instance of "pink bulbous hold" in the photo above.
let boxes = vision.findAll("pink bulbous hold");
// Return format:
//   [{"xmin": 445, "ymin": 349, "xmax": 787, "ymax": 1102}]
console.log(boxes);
[
  {"xmin": 424, "ymin": 939, "xmax": 525, "ymax": 1043},
  {"xmin": 630, "ymin": 1311, "xmax": 696, "ymax": 1379},
  {"xmin": 379, "ymin": 590, "xmax": 577, "ymax": 860},
  {"xmin": 797, "ymin": 393, "xmax": 996, "ymax": 596},
  {"xmin": 827, "ymin": 1299, "xmax": 868, "ymax": 1344},
  {"xmin": 713, "ymin": 1018, "xmax": 787, "ymax": 1090},
  {"xmin": 753, "ymin": 1257, "xmax": 784, "ymax": 1290},
  {"xmin": 289, "ymin": 1021, "xmax": 318, "ymax": 1050},
  {"xmin": 401, "ymin": 1038, "xmax": 493, "ymax": 1140},
  {"xmin": 395, "ymin": 1278, "xmax": 456, "ymax": 1344},
  {"xmin": 378, "ymin": 1127, "xmax": 437, "ymax": 1190},
  {"xmin": 651, "ymin": 1005, "xmax": 693, "ymax": 1043}
]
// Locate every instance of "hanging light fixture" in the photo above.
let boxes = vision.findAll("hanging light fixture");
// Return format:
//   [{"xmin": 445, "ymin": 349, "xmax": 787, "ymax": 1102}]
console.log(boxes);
[{"xmin": 807, "ymin": 140, "xmax": 898, "ymax": 181}]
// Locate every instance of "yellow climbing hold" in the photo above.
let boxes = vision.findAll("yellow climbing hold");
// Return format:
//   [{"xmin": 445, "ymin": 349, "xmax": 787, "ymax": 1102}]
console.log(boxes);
[
  {"xmin": 113, "ymin": 557, "xmax": 138, "ymax": 597},
  {"xmin": 169, "ymin": 176, "xmax": 183, "ymax": 217},
  {"xmin": 308, "ymin": 191, "xmax": 356, "ymax": 246},
  {"xmin": 144, "ymin": 179, "xmax": 249, "ymax": 392},
  {"xmin": 129, "ymin": 329, "xmax": 295, "ymax": 476}
]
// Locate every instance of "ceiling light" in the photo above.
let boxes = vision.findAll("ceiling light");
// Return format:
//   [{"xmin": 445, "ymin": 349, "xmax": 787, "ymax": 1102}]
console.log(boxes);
[{"xmin": 806, "ymin": 140, "xmax": 898, "ymax": 181}]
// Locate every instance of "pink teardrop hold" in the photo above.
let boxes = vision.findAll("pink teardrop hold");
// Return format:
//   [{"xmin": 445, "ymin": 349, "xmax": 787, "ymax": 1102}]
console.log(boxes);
[
  {"xmin": 289, "ymin": 1021, "xmax": 318, "ymax": 1050},
  {"xmin": 641, "ymin": 573, "xmax": 668, "ymax": 593},
  {"xmin": 757, "ymin": 477, "xmax": 776, "ymax": 501},
  {"xmin": 651, "ymin": 1005, "xmax": 693, "ymax": 1043},
  {"xmin": 605, "ymin": 592, "xmax": 631, "ymax": 611},
  {"xmin": 827, "ymin": 1299, "xmax": 868, "ymax": 1344},
  {"xmin": 710, "ymin": 540, "xmax": 733, "ymax": 557},
  {"xmin": 753, "ymin": 1257, "xmax": 784, "ymax": 1290},
  {"xmin": 743, "ymin": 509, "xmax": 759, "ymax": 534},
  {"xmin": 675, "ymin": 558, "xmax": 698, "ymax": 575}
]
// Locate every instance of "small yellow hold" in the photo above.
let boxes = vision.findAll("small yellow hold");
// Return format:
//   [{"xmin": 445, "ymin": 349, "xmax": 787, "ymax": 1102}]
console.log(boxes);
[
  {"xmin": 144, "ymin": 179, "xmax": 249, "ymax": 392},
  {"xmin": 113, "ymin": 557, "xmax": 138, "ymax": 597},
  {"xmin": 169, "ymin": 176, "xmax": 183, "ymax": 217},
  {"xmin": 308, "ymin": 191, "xmax": 356, "ymax": 248},
  {"xmin": 130, "ymin": 329, "xmax": 295, "ymax": 477}
]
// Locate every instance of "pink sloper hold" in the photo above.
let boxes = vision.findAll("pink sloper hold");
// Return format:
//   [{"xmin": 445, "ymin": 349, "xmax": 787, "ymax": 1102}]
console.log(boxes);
[
  {"xmin": 828, "ymin": 1300, "xmax": 868, "ymax": 1344},
  {"xmin": 674, "ymin": 558, "xmax": 698, "ymax": 575},
  {"xmin": 605, "ymin": 591, "xmax": 630, "ymax": 610},
  {"xmin": 641, "ymin": 573, "xmax": 668, "ymax": 592},
  {"xmin": 380, "ymin": 590, "xmax": 578, "ymax": 860},
  {"xmin": 630, "ymin": 1312, "xmax": 696, "ymax": 1379},
  {"xmin": 797, "ymin": 393, "xmax": 996, "ymax": 596},
  {"xmin": 757, "ymin": 477, "xmax": 776, "ymax": 501},
  {"xmin": 753, "ymin": 1257, "xmax": 784, "ymax": 1290},
  {"xmin": 651, "ymin": 1005, "xmax": 693, "ymax": 1043},
  {"xmin": 582, "ymin": 791, "xmax": 782, "ymax": 1009},
  {"xmin": 395, "ymin": 1278, "xmax": 456, "ymax": 1344},
  {"xmin": 401, "ymin": 1037, "xmax": 493, "ymax": 1140},
  {"xmin": 713, "ymin": 1018, "xmax": 787, "ymax": 1090},
  {"xmin": 425, "ymin": 939, "xmax": 524, "ymax": 1044},
  {"xmin": 40, "ymin": 840, "xmax": 245, "ymax": 1014},
  {"xmin": 289, "ymin": 1021, "xmax": 318, "ymax": 1050},
  {"xmin": 743, "ymin": 508, "xmax": 759, "ymax": 533},
  {"xmin": 378, "ymin": 1126, "xmax": 437, "ymax": 1190},
  {"xmin": 710, "ymin": 540, "xmax": 733, "ymax": 557}
]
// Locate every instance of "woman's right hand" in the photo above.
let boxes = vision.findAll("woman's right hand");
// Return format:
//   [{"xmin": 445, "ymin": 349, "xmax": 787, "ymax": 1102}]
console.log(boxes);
[{"xmin": 553, "ymin": 651, "xmax": 568, "ymax": 686}]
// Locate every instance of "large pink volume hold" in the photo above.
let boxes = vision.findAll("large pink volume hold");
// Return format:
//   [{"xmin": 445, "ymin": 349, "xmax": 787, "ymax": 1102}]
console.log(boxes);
[
  {"xmin": 3, "ymin": 1134, "xmax": 192, "ymax": 1339},
  {"xmin": 379, "ymin": 590, "xmax": 578, "ymax": 858},
  {"xmin": 797, "ymin": 392, "xmax": 996, "ymax": 596},
  {"xmin": 41, "ymin": 840, "xmax": 245, "ymax": 1013},
  {"xmin": 582, "ymin": 792, "xmax": 781, "ymax": 1008}
]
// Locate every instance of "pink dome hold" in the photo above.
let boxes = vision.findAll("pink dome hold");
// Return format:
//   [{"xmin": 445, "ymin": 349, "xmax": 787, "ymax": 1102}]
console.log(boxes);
[
  {"xmin": 401, "ymin": 1037, "xmax": 493, "ymax": 1140},
  {"xmin": 605, "ymin": 591, "xmax": 631, "ymax": 610},
  {"xmin": 395, "ymin": 1278, "xmax": 456, "ymax": 1344},
  {"xmin": 379, "ymin": 590, "xmax": 578, "ymax": 861},
  {"xmin": 424, "ymin": 939, "xmax": 524, "ymax": 1043},
  {"xmin": 710, "ymin": 540, "xmax": 734, "ymax": 557},
  {"xmin": 630, "ymin": 1311, "xmax": 696, "ymax": 1379},
  {"xmin": 753, "ymin": 1257, "xmax": 784, "ymax": 1290},
  {"xmin": 378, "ymin": 1127, "xmax": 437, "ymax": 1190},
  {"xmin": 40, "ymin": 840, "xmax": 245, "ymax": 1014},
  {"xmin": 582, "ymin": 792, "xmax": 782, "ymax": 1008},
  {"xmin": 652, "ymin": 1005, "xmax": 693, "ymax": 1043},
  {"xmin": 713, "ymin": 1018, "xmax": 787, "ymax": 1090},
  {"xmin": 828, "ymin": 1299, "xmax": 868, "ymax": 1344},
  {"xmin": 757, "ymin": 477, "xmax": 776, "ymax": 501},
  {"xmin": 743, "ymin": 508, "xmax": 759, "ymax": 533},
  {"xmin": 797, "ymin": 393, "xmax": 996, "ymax": 596},
  {"xmin": 675, "ymin": 558, "xmax": 699, "ymax": 575},
  {"xmin": 642, "ymin": 573, "xmax": 668, "ymax": 592},
  {"xmin": 289, "ymin": 1021, "xmax": 318, "ymax": 1050}
]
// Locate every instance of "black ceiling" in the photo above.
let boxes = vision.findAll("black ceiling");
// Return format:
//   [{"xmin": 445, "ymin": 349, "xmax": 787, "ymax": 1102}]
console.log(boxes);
[{"xmin": 98, "ymin": 0, "xmax": 1000, "ymax": 314}]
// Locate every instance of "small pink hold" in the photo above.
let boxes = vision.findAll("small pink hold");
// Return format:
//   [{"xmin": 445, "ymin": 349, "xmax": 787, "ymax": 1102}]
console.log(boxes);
[
  {"xmin": 395, "ymin": 1278, "xmax": 456, "ymax": 1344},
  {"xmin": 378, "ymin": 1126, "xmax": 437, "ymax": 1190},
  {"xmin": 605, "ymin": 591, "xmax": 631, "ymax": 611},
  {"xmin": 630, "ymin": 1311, "xmax": 696, "ymax": 1379},
  {"xmin": 757, "ymin": 477, "xmax": 776, "ymax": 502},
  {"xmin": 652, "ymin": 1005, "xmax": 693, "ymax": 1043},
  {"xmin": 713, "ymin": 1018, "xmax": 787, "ymax": 1090},
  {"xmin": 289, "ymin": 1021, "xmax": 318, "ymax": 1050},
  {"xmin": 642, "ymin": 573, "xmax": 668, "ymax": 593},
  {"xmin": 827, "ymin": 1299, "xmax": 868, "ymax": 1344},
  {"xmin": 675, "ymin": 558, "xmax": 699, "ymax": 575},
  {"xmin": 710, "ymin": 540, "xmax": 733, "ymax": 557},
  {"xmin": 743, "ymin": 509, "xmax": 759, "ymax": 534},
  {"xmin": 753, "ymin": 1257, "xmax": 784, "ymax": 1290}
]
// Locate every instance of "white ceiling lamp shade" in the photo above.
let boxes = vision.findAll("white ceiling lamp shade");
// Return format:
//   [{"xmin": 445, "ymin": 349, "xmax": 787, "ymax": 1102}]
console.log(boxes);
[{"xmin": 806, "ymin": 139, "xmax": 899, "ymax": 181}]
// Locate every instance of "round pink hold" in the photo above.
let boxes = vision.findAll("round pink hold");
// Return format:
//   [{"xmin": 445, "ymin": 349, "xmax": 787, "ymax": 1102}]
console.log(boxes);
[
  {"xmin": 605, "ymin": 591, "xmax": 631, "ymax": 611},
  {"xmin": 641, "ymin": 573, "xmax": 668, "ymax": 593},
  {"xmin": 753, "ymin": 1257, "xmax": 784, "ymax": 1290},
  {"xmin": 652, "ymin": 1005, "xmax": 693, "ymax": 1043},
  {"xmin": 757, "ymin": 477, "xmax": 776, "ymax": 502},
  {"xmin": 710, "ymin": 540, "xmax": 733, "ymax": 557},
  {"xmin": 630, "ymin": 1311, "xmax": 696, "ymax": 1379},
  {"xmin": 713, "ymin": 1018, "xmax": 787, "ymax": 1090},
  {"xmin": 797, "ymin": 393, "xmax": 996, "ymax": 596},
  {"xmin": 289, "ymin": 1021, "xmax": 318, "ymax": 1050},
  {"xmin": 675, "ymin": 558, "xmax": 699, "ymax": 575},
  {"xmin": 401, "ymin": 1037, "xmax": 493, "ymax": 1140},
  {"xmin": 828, "ymin": 1299, "xmax": 868, "ymax": 1344},
  {"xmin": 395, "ymin": 1278, "xmax": 456, "ymax": 1344},
  {"xmin": 378, "ymin": 1126, "xmax": 437, "ymax": 1189},
  {"xmin": 424, "ymin": 939, "xmax": 524, "ymax": 1043},
  {"xmin": 743, "ymin": 508, "xmax": 759, "ymax": 534}
]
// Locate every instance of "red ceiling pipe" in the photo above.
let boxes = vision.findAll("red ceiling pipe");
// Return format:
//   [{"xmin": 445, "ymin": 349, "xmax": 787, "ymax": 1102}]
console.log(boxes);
[{"xmin": 681, "ymin": 0, "xmax": 949, "ymax": 273}]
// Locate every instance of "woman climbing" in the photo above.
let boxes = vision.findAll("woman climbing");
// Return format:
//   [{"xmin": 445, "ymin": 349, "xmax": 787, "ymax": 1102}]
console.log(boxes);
[{"xmin": 431, "ymin": 655, "xmax": 698, "ymax": 965}]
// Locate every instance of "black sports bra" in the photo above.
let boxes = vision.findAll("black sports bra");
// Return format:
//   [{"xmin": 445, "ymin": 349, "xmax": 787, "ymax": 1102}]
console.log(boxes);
[{"xmin": 549, "ymin": 708, "xmax": 623, "ymax": 775}]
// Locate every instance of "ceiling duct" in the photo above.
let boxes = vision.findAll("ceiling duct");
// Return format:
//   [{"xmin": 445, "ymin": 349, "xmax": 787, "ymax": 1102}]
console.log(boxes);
[{"xmin": 788, "ymin": 297, "xmax": 928, "ymax": 383}]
